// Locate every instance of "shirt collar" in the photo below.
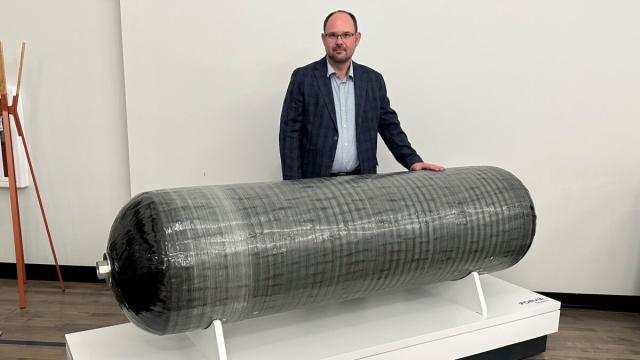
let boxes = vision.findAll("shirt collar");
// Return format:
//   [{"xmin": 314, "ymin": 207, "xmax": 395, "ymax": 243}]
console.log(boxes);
[{"xmin": 326, "ymin": 58, "xmax": 354, "ymax": 79}]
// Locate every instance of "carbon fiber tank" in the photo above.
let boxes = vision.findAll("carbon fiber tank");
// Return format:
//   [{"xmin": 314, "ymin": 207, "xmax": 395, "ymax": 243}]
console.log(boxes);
[{"xmin": 98, "ymin": 166, "xmax": 535, "ymax": 335}]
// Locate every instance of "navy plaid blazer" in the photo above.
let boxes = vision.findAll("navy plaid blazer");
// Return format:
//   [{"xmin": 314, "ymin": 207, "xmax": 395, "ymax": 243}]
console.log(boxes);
[{"xmin": 279, "ymin": 57, "xmax": 423, "ymax": 180}]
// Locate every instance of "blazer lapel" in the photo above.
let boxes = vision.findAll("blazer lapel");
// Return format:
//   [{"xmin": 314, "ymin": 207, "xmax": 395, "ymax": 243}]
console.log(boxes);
[
  {"xmin": 353, "ymin": 61, "xmax": 367, "ymax": 133},
  {"xmin": 313, "ymin": 59, "xmax": 338, "ymax": 131}
]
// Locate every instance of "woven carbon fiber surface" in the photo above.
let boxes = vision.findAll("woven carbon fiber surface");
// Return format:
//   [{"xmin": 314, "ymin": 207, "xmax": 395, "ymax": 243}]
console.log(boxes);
[{"xmin": 105, "ymin": 166, "xmax": 535, "ymax": 334}]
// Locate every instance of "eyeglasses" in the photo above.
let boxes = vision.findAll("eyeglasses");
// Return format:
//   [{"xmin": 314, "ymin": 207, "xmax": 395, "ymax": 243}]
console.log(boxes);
[{"xmin": 323, "ymin": 32, "xmax": 356, "ymax": 41}]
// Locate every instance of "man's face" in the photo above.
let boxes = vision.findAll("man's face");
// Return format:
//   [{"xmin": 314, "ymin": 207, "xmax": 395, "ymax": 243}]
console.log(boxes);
[{"xmin": 322, "ymin": 12, "xmax": 361, "ymax": 65}]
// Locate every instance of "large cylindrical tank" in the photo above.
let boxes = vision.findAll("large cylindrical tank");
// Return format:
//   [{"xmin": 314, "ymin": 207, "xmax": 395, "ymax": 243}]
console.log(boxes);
[{"xmin": 97, "ymin": 166, "xmax": 535, "ymax": 335}]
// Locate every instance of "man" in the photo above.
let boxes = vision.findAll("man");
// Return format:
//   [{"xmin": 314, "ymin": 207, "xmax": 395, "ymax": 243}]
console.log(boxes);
[{"xmin": 279, "ymin": 10, "xmax": 444, "ymax": 180}]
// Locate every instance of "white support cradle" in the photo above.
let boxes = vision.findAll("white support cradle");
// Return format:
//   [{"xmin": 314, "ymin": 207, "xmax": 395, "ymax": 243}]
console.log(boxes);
[
  {"xmin": 186, "ymin": 320, "xmax": 227, "ymax": 360},
  {"xmin": 66, "ymin": 274, "xmax": 560, "ymax": 360},
  {"xmin": 188, "ymin": 272, "xmax": 488, "ymax": 360}
]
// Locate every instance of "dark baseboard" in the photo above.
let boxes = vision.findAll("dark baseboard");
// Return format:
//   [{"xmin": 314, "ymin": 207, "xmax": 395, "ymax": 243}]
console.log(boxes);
[
  {"xmin": 459, "ymin": 336, "xmax": 547, "ymax": 360},
  {"xmin": 539, "ymin": 291, "xmax": 639, "ymax": 313},
  {"xmin": 0, "ymin": 262, "xmax": 103, "ymax": 283},
  {"xmin": 1, "ymin": 263, "xmax": 638, "ymax": 312}
]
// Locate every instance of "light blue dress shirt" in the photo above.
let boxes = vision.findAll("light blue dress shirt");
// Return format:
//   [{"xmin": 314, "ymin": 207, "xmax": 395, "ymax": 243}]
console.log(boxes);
[{"xmin": 327, "ymin": 60, "xmax": 358, "ymax": 173}]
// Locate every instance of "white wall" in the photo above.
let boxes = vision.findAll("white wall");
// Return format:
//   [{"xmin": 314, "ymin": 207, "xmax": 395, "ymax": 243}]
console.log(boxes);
[
  {"xmin": 1, "ymin": 1, "xmax": 636, "ymax": 296},
  {"xmin": 0, "ymin": 0, "xmax": 131, "ymax": 266},
  {"xmin": 120, "ymin": 0, "xmax": 640, "ymax": 296}
]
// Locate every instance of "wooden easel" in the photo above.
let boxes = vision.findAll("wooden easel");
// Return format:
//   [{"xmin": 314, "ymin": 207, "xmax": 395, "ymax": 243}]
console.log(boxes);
[{"xmin": 0, "ymin": 42, "xmax": 64, "ymax": 308}]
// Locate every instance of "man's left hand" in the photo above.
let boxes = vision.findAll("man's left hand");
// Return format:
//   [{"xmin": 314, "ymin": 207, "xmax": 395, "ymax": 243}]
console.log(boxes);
[{"xmin": 410, "ymin": 162, "xmax": 446, "ymax": 172}]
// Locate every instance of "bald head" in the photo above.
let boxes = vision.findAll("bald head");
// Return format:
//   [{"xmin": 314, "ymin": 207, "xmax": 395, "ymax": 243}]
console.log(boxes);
[{"xmin": 323, "ymin": 10, "xmax": 358, "ymax": 33}]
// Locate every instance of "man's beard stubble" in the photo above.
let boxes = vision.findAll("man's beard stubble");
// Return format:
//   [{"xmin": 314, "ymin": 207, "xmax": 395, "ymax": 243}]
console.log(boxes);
[{"xmin": 328, "ymin": 47, "xmax": 351, "ymax": 64}]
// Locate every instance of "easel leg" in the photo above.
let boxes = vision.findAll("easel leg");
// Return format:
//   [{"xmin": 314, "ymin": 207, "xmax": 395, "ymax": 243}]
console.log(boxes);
[
  {"xmin": 11, "ymin": 102, "xmax": 65, "ymax": 291},
  {"xmin": 1, "ymin": 95, "xmax": 26, "ymax": 308},
  {"xmin": 11, "ymin": 43, "xmax": 62, "ymax": 290},
  {"xmin": 14, "ymin": 180, "xmax": 26, "ymax": 286}
]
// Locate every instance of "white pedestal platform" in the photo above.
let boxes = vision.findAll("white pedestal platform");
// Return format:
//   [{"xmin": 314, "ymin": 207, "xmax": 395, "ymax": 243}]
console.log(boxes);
[{"xmin": 66, "ymin": 275, "xmax": 560, "ymax": 360}]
